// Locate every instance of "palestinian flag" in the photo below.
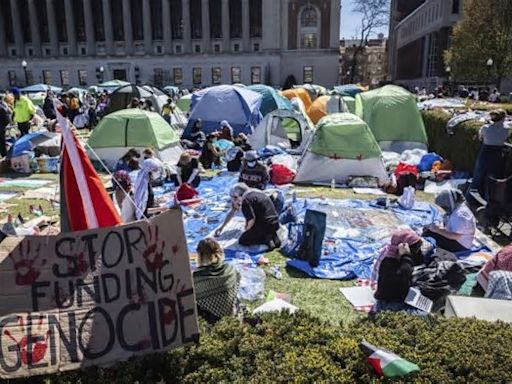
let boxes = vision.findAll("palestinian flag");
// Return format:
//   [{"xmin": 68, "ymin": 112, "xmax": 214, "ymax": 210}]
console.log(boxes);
[{"xmin": 360, "ymin": 341, "xmax": 420, "ymax": 378}]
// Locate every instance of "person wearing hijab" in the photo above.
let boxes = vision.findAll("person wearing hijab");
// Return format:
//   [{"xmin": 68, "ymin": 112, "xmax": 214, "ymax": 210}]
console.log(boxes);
[
  {"xmin": 424, "ymin": 190, "xmax": 476, "ymax": 252},
  {"xmin": 132, "ymin": 158, "xmax": 161, "ymax": 221},
  {"xmin": 217, "ymin": 120, "xmax": 234, "ymax": 141},
  {"xmin": 372, "ymin": 229, "xmax": 427, "ymax": 315}
]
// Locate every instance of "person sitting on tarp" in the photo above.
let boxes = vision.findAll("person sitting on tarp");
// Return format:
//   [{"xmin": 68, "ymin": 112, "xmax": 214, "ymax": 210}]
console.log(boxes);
[
  {"xmin": 182, "ymin": 119, "xmax": 206, "ymax": 150},
  {"xmin": 193, "ymin": 238, "xmax": 240, "ymax": 324},
  {"xmin": 215, "ymin": 183, "xmax": 281, "ymax": 250},
  {"xmin": 424, "ymin": 190, "xmax": 476, "ymax": 252},
  {"xmin": 226, "ymin": 133, "xmax": 252, "ymax": 172},
  {"xmin": 200, "ymin": 134, "xmax": 222, "ymax": 169},
  {"xmin": 372, "ymin": 229, "xmax": 427, "ymax": 316},
  {"xmin": 239, "ymin": 150, "xmax": 270, "ymax": 190},
  {"xmin": 217, "ymin": 120, "xmax": 234, "ymax": 142},
  {"xmin": 175, "ymin": 152, "xmax": 201, "ymax": 188}
]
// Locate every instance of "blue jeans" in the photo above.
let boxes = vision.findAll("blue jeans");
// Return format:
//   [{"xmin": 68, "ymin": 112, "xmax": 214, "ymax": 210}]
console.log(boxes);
[{"xmin": 470, "ymin": 145, "xmax": 503, "ymax": 197}]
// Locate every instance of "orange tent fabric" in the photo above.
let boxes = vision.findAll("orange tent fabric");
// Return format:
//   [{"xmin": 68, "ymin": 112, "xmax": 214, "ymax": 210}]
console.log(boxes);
[
  {"xmin": 281, "ymin": 88, "xmax": 312, "ymax": 110},
  {"xmin": 308, "ymin": 95, "xmax": 330, "ymax": 125}
]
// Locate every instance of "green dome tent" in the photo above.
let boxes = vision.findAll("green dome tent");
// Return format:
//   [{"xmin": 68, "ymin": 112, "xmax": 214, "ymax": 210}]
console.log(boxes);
[
  {"xmin": 295, "ymin": 113, "xmax": 388, "ymax": 184},
  {"xmin": 87, "ymin": 109, "xmax": 182, "ymax": 170},
  {"xmin": 342, "ymin": 96, "xmax": 356, "ymax": 114},
  {"xmin": 355, "ymin": 85, "xmax": 428, "ymax": 152},
  {"xmin": 176, "ymin": 94, "xmax": 192, "ymax": 112}
]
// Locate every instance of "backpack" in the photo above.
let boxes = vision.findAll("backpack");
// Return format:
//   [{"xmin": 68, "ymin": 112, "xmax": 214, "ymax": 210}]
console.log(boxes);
[{"xmin": 297, "ymin": 209, "xmax": 327, "ymax": 267}]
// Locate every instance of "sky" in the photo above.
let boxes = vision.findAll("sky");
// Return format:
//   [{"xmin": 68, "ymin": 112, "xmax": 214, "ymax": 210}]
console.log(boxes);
[{"xmin": 339, "ymin": 0, "xmax": 390, "ymax": 40}]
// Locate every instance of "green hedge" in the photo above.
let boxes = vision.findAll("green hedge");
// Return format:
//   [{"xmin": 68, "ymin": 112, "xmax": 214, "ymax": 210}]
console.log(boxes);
[
  {"xmin": 422, "ymin": 110, "xmax": 482, "ymax": 172},
  {"xmin": 18, "ymin": 312, "xmax": 512, "ymax": 383}
]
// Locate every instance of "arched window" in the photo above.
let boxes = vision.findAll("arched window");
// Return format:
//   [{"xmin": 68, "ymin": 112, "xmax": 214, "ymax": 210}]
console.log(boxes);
[{"xmin": 299, "ymin": 5, "xmax": 319, "ymax": 49}]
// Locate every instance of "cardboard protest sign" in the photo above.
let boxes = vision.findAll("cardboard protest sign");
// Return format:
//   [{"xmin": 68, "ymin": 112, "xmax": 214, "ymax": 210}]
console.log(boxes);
[{"xmin": 0, "ymin": 209, "xmax": 198, "ymax": 379}]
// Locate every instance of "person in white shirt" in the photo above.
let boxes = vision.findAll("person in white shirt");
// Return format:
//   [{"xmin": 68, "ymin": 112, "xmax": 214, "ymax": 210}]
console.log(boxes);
[
  {"xmin": 423, "ymin": 190, "xmax": 476, "ymax": 252},
  {"xmin": 489, "ymin": 88, "xmax": 501, "ymax": 103}
]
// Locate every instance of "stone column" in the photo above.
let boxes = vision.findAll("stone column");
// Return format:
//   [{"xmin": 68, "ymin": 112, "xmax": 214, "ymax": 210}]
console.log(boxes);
[
  {"xmin": 201, "ymin": 0, "xmax": 211, "ymax": 53},
  {"xmin": 28, "ymin": 0, "xmax": 41, "ymax": 56},
  {"xmin": 242, "ymin": 0, "xmax": 250, "ymax": 52},
  {"xmin": 46, "ymin": 0, "xmax": 60, "ymax": 56},
  {"xmin": 0, "ymin": 5, "xmax": 6, "ymax": 57},
  {"xmin": 182, "ymin": 0, "xmax": 191, "ymax": 53},
  {"xmin": 10, "ymin": 0, "xmax": 24, "ymax": 56},
  {"xmin": 122, "ymin": 0, "xmax": 133, "ymax": 54},
  {"xmin": 222, "ymin": 0, "xmax": 230, "ymax": 51},
  {"xmin": 329, "ymin": 0, "xmax": 340, "ymax": 49},
  {"xmin": 143, "ymin": 0, "xmax": 153, "ymax": 54},
  {"xmin": 64, "ymin": 0, "xmax": 77, "ymax": 55},
  {"xmin": 83, "ymin": 0, "xmax": 96, "ymax": 55},
  {"xmin": 162, "ymin": 0, "xmax": 172, "ymax": 53},
  {"xmin": 102, "ymin": 0, "xmax": 115, "ymax": 54},
  {"xmin": 282, "ymin": 0, "xmax": 289, "ymax": 50}
]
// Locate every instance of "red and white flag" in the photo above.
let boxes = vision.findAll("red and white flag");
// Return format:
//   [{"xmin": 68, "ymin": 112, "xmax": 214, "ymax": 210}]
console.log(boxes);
[{"xmin": 56, "ymin": 103, "xmax": 121, "ymax": 231}]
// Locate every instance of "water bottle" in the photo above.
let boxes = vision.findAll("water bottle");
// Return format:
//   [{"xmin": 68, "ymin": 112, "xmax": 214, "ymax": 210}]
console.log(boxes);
[{"xmin": 331, "ymin": 178, "xmax": 336, "ymax": 190}]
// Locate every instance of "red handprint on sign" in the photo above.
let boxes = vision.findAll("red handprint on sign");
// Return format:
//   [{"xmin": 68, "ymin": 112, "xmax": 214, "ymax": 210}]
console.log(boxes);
[
  {"xmin": 3, "ymin": 316, "xmax": 50, "ymax": 365},
  {"xmin": 9, "ymin": 240, "xmax": 47, "ymax": 286},
  {"xmin": 142, "ymin": 226, "xmax": 166, "ymax": 272},
  {"xmin": 66, "ymin": 243, "xmax": 89, "ymax": 277}
]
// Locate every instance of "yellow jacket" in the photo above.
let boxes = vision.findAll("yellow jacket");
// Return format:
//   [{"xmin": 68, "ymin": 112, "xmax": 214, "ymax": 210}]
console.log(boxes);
[{"xmin": 13, "ymin": 96, "xmax": 36, "ymax": 123}]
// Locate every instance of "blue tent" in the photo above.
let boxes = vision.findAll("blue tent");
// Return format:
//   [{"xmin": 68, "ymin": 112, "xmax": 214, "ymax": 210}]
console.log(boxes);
[
  {"xmin": 183, "ymin": 85, "xmax": 263, "ymax": 137},
  {"xmin": 21, "ymin": 84, "xmax": 63, "ymax": 93},
  {"xmin": 332, "ymin": 84, "xmax": 365, "ymax": 98},
  {"xmin": 247, "ymin": 85, "xmax": 293, "ymax": 116},
  {"xmin": 10, "ymin": 132, "xmax": 58, "ymax": 157}
]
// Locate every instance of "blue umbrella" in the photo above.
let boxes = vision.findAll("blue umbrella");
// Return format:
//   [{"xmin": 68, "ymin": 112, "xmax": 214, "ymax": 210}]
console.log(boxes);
[
  {"xmin": 21, "ymin": 83, "xmax": 63, "ymax": 93},
  {"xmin": 10, "ymin": 132, "xmax": 58, "ymax": 157}
]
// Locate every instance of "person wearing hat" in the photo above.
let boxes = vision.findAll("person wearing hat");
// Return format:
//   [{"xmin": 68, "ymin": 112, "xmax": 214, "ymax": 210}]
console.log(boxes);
[
  {"xmin": 239, "ymin": 150, "xmax": 269, "ymax": 190},
  {"xmin": 214, "ymin": 183, "xmax": 281, "ymax": 250},
  {"xmin": 0, "ymin": 94, "xmax": 13, "ymax": 157},
  {"xmin": 175, "ymin": 152, "xmax": 201, "ymax": 188},
  {"xmin": 11, "ymin": 87, "xmax": 35, "ymax": 137},
  {"xmin": 468, "ymin": 108, "xmax": 510, "ymax": 198}
]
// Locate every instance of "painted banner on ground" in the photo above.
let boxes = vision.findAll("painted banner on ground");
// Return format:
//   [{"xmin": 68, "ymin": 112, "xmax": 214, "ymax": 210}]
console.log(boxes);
[{"xmin": 0, "ymin": 209, "xmax": 198, "ymax": 379}]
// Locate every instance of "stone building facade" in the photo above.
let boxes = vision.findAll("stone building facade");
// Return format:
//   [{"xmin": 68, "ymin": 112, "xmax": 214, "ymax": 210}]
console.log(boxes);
[
  {"xmin": 0, "ymin": 0, "xmax": 341, "ymax": 89},
  {"xmin": 340, "ymin": 36, "xmax": 387, "ymax": 86}
]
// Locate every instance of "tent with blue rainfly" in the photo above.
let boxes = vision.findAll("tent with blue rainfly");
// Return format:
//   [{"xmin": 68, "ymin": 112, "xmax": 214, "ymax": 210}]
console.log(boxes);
[
  {"xmin": 247, "ymin": 84, "xmax": 293, "ymax": 116},
  {"xmin": 333, "ymin": 84, "xmax": 365, "ymax": 98},
  {"xmin": 21, "ymin": 84, "xmax": 63, "ymax": 94},
  {"xmin": 355, "ymin": 85, "xmax": 428, "ymax": 152},
  {"xmin": 183, "ymin": 85, "xmax": 263, "ymax": 137}
]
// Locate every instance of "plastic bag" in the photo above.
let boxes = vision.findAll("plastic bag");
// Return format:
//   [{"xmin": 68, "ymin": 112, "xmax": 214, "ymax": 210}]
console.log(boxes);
[
  {"xmin": 176, "ymin": 183, "xmax": 199, "ymax": 201},
  {"xmin": 399, "ymin": 186, "xmax": 416, "ymax": 210},
  {"xmin": 271, "ymin": 163, "xmax": 296, "ymax": 185},
  {"xmin": 236, "ymin": 265, "xmax": 266, "ymax": 301}
]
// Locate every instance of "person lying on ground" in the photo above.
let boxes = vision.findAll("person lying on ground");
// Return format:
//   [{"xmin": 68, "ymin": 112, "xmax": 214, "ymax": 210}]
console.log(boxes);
[
  {"xmin": 239, "ymin": 150, "xmax": 270, "ymax": 190},
  {"xmin": 174, "ymin": 152, "xmax": 201, "ymax": 188},
  {"xmin": 181, "ymin": 119, "xmax": 206, "ymax": 150},
  {"xmin": 372, "ymin": 229, "xmax": 427, "ymax": 316},
  {"xmin": 424, "ymin": 189, "xmax": 476, "ymax": 253},
  {"xmin": 193, "ymin": 238, "xmax": 240, "ymax": 324},
  {"xmin": 200, "ymin": 134, "xmax": 222, "ymax": 169},
  {"xmin": 215, "ymin": 183, "xmax": 281, "ymax": 250}
]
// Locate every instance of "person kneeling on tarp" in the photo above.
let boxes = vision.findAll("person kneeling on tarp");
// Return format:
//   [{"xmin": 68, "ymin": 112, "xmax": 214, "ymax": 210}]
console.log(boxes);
[
  {"xmin": 215, "ymin": 183, "xmax": 281, "ymax": 250},
  {"xmin": 423, "ymin": 190, "xmax": 476, "ymax": 253},
  {"xmin": 372, "ymin": 229, "xmax": 427, "ymax": 316},
  {"xmin": 193, "ymin": 238, "xmax": 240, "ymax": 324}
]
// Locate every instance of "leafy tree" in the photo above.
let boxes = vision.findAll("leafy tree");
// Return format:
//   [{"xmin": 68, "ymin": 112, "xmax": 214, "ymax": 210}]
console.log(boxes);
[
  {"xmin": 445, "ymin": 0, "xmax": 512, "ymax": 90},
  {"xmin": 347, "ymin": 0, "xmax": 390, "ymax": 84}
]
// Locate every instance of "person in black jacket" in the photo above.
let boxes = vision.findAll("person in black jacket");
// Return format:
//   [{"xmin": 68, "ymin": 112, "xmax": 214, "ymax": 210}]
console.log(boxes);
[{"xmin": 0, "ymin": 96, "xmax": 12, "ymax": 157}]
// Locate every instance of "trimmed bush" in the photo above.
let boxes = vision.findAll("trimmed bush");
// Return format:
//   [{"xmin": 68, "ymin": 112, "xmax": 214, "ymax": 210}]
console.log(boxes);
[
  {"xmin": 422, "ymin": 109, "xmax": 482, "ymax": 172},
  {"xmin": 18, "ymin": 312, "xmax": 512, "ymax": 383}
]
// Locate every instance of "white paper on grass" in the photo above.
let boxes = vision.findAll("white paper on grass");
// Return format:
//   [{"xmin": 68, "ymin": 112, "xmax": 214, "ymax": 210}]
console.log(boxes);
[
  {"xmin": 424, "ymin": 179, "xmax": 467, "ymax": 194},
  {"xmin": 253, "ymin": 298, "xmax": 298, "ymax": 314},
  {"xmin": 352, "ymin": 188, "xmax": 387, "ymax": 196},
  {"xmin": 339, "ymin": 286, "xmax": 376, "ymax": 308},
  {"xmin": 405, "ymin": 288, "xmax": 433, "ymax": 313}
]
